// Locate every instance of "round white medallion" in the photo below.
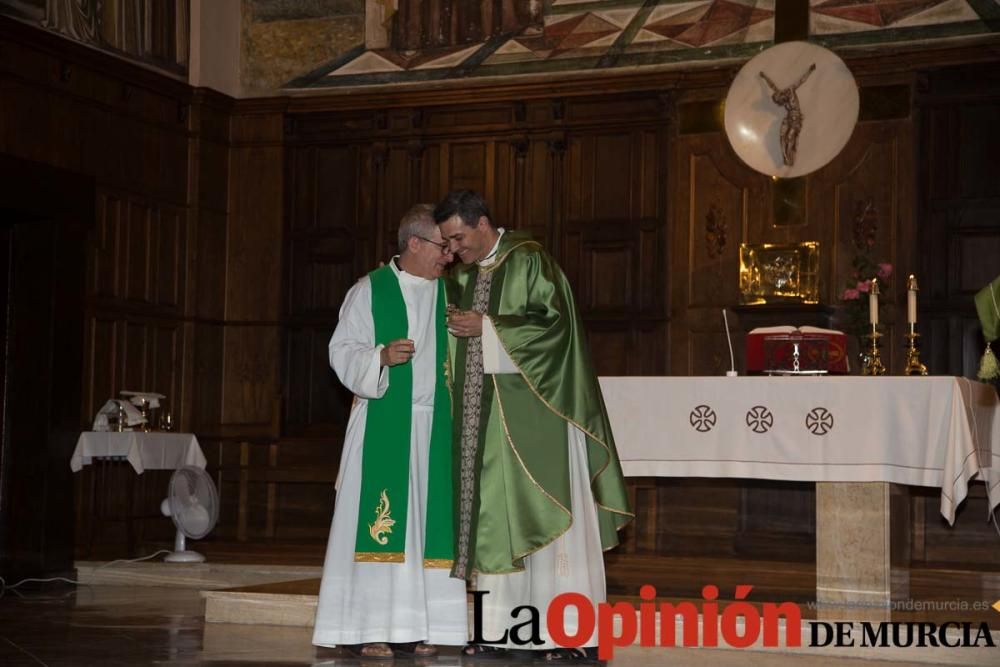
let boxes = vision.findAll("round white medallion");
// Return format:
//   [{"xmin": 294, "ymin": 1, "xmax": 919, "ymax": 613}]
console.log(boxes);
[{"xmin": 724, "ymin": 41, "xmax": 859, "ymax": 179}]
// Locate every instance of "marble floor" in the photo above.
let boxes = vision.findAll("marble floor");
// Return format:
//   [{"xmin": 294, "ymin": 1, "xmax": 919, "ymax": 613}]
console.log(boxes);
[{"xmin": 0, "ymin": 584, "xmax": 997, "ymax": 666}]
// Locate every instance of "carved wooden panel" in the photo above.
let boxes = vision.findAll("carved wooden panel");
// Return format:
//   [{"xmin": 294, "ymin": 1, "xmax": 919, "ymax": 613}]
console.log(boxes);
[
  {"xmin": 284, "ymin": 140, "xmax": 371, "ymax": 435},
  {"xmin": 227, "ymin": 145, "xmax": 283, "ymax": 322},
  {"xmin": 561, "ymin": 128, "xmax": 668, "ymax": 376},
  {"xmin": 918, "ymin": 63, "xmax": 1000, "ymax": 383},
  {"xmin": 92, "ymin": 193, "xmax": 123, "ymax": 299},
  {"xmin": 671, "ymin": 133, "xmax": 769, "ymax": 376},
  {"xmin": 194, "ymin": 208, "xmax": 228, "ymax": 320},
  {"xmin": 447, "ymin": 141, "xmax": 491, "ymax": 195},
  {"xmin": 221, "ymin": 325, "xmax": 280, "ymax": 427}
]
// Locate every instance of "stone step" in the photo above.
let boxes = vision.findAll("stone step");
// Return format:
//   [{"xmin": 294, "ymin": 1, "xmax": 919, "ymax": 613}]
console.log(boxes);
[
  {"xmin": 75, "ymin": 559, "xmax": 322, "ymax": 589},
  {"xmin": 203, "ymin": 578, "xmax": 320, "ymax": 627}
]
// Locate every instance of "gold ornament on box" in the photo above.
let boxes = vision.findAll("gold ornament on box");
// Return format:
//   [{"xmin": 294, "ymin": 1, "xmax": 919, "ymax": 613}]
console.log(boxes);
[{"xmin": 739, "ymin": 242, "xmax": 820, "ymax": 305}]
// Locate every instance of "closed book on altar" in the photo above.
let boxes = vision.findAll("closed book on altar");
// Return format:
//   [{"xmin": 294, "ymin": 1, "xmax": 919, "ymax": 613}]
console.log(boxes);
[{"xmin": 746, "ymin": 326, "xmax": 849, "ymax": 374}]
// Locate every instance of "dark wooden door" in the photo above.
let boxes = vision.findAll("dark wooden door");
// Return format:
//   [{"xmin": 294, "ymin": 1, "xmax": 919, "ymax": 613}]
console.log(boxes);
[{"xmin": 0, "ymin": 156, "xmax": 91, "ymax": 580}]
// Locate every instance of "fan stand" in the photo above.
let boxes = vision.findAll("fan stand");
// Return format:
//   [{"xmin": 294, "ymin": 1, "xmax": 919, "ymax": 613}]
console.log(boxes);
[{"xmin": 164, "ymin": 529, "xmax": 205, "ymax": 563}]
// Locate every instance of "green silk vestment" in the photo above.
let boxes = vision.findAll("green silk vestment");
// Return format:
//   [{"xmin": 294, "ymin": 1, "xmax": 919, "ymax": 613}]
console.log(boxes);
[{"xmin": 449, "ymin": 231, "xmax": 633, "ymax": 576}]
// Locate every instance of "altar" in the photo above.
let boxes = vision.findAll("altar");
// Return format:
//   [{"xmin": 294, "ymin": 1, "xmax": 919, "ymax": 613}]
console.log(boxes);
[{"xmin": 599, "ymin": 376, "xmax": 1000, "ymax": 607}]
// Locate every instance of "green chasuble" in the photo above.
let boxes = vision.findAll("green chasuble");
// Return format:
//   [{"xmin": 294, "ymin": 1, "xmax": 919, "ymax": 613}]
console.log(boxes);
[
  {"xmin": 449, "ymin": 231, "xmax": 633, "ymax": 577},
  {"xmin": 354, "ymin": 265, "xmax": 454, "ymax": 566}
]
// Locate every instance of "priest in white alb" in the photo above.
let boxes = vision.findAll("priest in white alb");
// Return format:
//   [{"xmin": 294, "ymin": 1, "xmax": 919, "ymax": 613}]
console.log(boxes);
[{"xmin": 312, "ymin": 204, "xmax": 467, "ymax": 660}]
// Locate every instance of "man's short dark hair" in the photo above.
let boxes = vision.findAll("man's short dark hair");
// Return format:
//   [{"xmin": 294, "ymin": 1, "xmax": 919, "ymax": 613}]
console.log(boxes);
[{"xmin": 433, "ymin": 190, "xmax": 494, "ymax": 228}]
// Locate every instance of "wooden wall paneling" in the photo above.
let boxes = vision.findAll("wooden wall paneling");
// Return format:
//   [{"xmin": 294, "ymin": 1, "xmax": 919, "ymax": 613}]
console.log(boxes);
[
  {"xmin": 447, "ymin": 140, "xmax": 490, "ymax": 196},
  {"xmin": 315, "ymin": 145, "xmax": 360, "ymax": 235},
  {"xmin": 85, "ymin": 316, "xmax": 118, "ymax": 420},
  {"xmin": 917, "ymin": 64, "xmax": 1000, "ymax": 381},
  {"xmin": 737, "ymin": 481, "xmax": 815, "ymax": 560},
  {"xmin": 545, "ymin": 136, "xmax": 566, "ymax": 252},
  {"xmin": 423, "ymin": 103, "xmax": 515, "ymax": 135},
  {"xmin": 0, "ymin": 153, "xmax": 92, "ymax": 578},
  {"xmin": 155, "ymin": 208, "xmax": 183, "ymax": 309},
  {"xmin": 672, "ymin": 132, "xmax": 768, "ymax": 376},
  {"xmin": 191, "ymin": 323, "xmax": 224, "ymax": 431},
  {"xmin": 152, "ymin": 324, "xmax": 179, "ymax": 414},
  {"xmin": 382, "ymin": 146, "xmax": 416, "ymax": 260},
  {"xmin": 219, "ymin": 112, "xmax": 283, "ymax": 436},
  {"xmin": 220, "ymin": 325, "xmax": 280, "ymax": 429},
  {"xmin": 227, "ymin": 146, "xmax": 283, "ymax": 321},
  {"xmin": 492, "ymin": 139, "xmax": 515, "ymax": 232},
  {"xmin": 193, "ymin": 208, "xmax": 228, "ymax": 320},
  {"xmin": 0, "ymin": 18, "xmax": 225, "ymax": 558},
  {"xmin": 284, "ymin": 139, "xmax": 367, "ymax": 436},
  {"xmin": 522, "ymin": 138, "xmax": 554, "ymax": 245},
  {"xmin": 808, "ymin": 118, "xmax": 914, "ymax": 373},
  {"xmin": 417, "ymin": 143, "xmax": 443, "ymax": 205},
  {"xmin": 125, "ymin": 200, "xmax": 152, "ymax": 303},
  {"xmin": 92, "ymin": 192, "xmax": 122, "ymax": 300},
  {"xmin": 185, "ymin": 95, "xmax": 231, "ymax": 434},
  {"xmin": 122, "ymin": 320, "xmax": 148, "ymax": 391},
  {"xmin": 560, "ymin": 124, "xmax": 668, "ymax": 376}
]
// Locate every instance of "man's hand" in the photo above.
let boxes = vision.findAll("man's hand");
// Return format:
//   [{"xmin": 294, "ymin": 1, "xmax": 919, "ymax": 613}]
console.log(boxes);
[
  {"xmin": 447, "ymin": 310, "xmax": 483, "ymax": 338},
  {"xmin": 380, "ymin": 339, "xmax": 415, "ymax": 366}
]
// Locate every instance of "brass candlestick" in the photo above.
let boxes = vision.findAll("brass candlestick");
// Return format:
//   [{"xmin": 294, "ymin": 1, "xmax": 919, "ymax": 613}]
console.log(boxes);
[
  {"xmin": 862, "ymin": 325, "xmax": 886, "ymax": 376},
  {"xmin": 904, "ymin": 323, "xmax": 928, "ymax": 376}
]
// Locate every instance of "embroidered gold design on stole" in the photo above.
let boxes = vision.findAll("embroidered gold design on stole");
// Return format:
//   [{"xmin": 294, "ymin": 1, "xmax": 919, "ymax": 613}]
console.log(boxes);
[
  {"xmin": 453, "ymin": 269, "xmax": 494, "ymax": 579},
  {"xmin": 368, "ymin": 489, "xmax": 395, "ymax": 545},
  {"xmin": 355, "ymin": 552, "xmax": 405, "ymax": 563}
]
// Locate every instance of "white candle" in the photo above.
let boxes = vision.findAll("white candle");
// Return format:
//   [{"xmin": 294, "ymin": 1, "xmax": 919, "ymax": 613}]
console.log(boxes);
[
  {"xmin": 869, "ymin": 278, "xmax": 879, "ymax": 326},
  {"xmin": 907, "ymin": 275, "xmax": 918, "ymax": 324}
]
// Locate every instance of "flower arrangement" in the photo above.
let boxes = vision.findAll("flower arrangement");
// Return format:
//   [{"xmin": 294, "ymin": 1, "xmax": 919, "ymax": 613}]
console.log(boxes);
[{"xmin": 840, "ymin": 201, "xmax": 891, "ymax": 341}]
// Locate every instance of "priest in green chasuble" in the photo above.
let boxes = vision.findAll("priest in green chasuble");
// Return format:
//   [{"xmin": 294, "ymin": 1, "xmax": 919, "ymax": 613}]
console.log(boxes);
[
  {"xmin": 312, "ymin": 205, "xmax": 467, "ymax": 659},
  {"xmin": 436, "ymin": 190, "xmax": 633, "ymax": 660}
]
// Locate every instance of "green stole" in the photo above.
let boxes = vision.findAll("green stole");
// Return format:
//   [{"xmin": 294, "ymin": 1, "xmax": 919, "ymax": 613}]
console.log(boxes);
[{"xmin": 354, "ymin": 265, "xmax": 454, "ymax": 567}]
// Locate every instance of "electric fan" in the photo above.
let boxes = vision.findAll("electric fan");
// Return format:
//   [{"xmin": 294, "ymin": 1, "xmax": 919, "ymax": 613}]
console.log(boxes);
[{"xmin": 160, "ymin": 466, "xmax": 219, "ymax": 563}]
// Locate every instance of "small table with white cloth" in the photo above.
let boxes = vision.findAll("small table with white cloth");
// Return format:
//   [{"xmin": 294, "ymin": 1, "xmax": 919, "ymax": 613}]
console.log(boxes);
[
  {"xmin": 71, "ymin": 431, "xmax": 206, "ymax": 473},
  {"xmin": 70, "ymin": 432, "xmax": 207, "ymax": 556},
  {"xmin": 599, "ymin": 376, "xmax": 999, "ymax": 608}
]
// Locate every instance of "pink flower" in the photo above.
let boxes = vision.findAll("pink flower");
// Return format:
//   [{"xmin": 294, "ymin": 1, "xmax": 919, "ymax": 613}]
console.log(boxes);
[
  {"xmin": 842, "ymin": 288, "xmax": 860, "ymax": 300},
  {"xmin": 877, "ymin": 263, "xmax": 892, "ymax": 279},
  {"xmin": 856, "ymin": 280, "xmax": 871, "ymax": 293}
]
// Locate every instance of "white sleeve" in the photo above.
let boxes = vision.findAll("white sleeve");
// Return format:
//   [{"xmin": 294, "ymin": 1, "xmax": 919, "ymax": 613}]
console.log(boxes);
[
  {"xmin": 482, "ymin": 315, "xmax": 519, "ymax": 374},
  {"xmin": 329, "ymin": 278, "xmax": 389, "ymax": 399}
]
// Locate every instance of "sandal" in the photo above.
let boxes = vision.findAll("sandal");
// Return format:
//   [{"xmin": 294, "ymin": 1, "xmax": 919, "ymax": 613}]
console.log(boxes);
[
  {"xmin": 342, "ymin": 642, "xmax": 395, "ymax": 659},
  {"xmin": 537, "ymin": 647, "xmax": 601, "ymax": 663},
  {"xmin": 462, "ymin": 643, "xmax": 510, "ymax": 660},
  {"xmin": 392, "ymin": 641, "xmax": 438, "ymax": 657}
]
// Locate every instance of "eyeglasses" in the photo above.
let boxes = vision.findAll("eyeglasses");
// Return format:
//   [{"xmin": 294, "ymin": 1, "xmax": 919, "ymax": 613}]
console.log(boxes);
[{"xmin": 416, "ymin": 236, "xmax": 450, "ymax": 254}]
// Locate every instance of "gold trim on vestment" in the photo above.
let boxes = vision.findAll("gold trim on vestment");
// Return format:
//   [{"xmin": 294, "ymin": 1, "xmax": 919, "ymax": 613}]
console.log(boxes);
[
  {"xmin": 423, "ymin": 558, "xmax": 454, "ymax": 569},
  {"xmin": 476, "ymin": 241, "xmax": 542, "ymax": 274},
  {"xmin": 489, "ymin": 326, "xmax": 635, "ymax": 522},
  {"xmin": 492, "ymin": 376, "xmax": 574, "ymax": 563},
  {"xmin": 368, "ymin": 489, "xmax": 396, "ymax": 545},
  {"xmin": 354, "ymin": 552, "xmax": 405, "ymax": 563}
]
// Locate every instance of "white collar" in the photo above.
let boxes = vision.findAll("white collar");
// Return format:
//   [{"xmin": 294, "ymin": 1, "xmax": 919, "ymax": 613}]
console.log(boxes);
[{"xmin": 477, "ymin": 228, "xmax": 506, "ymax": 267}]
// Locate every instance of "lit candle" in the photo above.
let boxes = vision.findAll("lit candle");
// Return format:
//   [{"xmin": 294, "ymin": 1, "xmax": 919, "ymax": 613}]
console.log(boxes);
[
  {"xmin": 869, "ymin": 278, "xmax": 879, "ymax": 326},
  {"xmin": 907, "ymin": 274, "xmax": 918, "ymax": 325}
]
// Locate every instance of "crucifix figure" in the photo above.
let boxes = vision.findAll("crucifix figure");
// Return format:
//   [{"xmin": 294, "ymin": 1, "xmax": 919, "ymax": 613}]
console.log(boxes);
[{"xmin": 760, "ymin": 64, "xmax": 816, "ymax": 167}]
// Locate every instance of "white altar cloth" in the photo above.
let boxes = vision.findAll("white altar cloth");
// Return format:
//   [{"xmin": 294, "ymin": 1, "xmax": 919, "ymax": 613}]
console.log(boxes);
[
  {"xmin": 599, "ymin": 376, "xmax": 999, "ymax": 524},
  {"xmin": 70, "ymin": 432, "xmax": 207, "ymax": 474}
]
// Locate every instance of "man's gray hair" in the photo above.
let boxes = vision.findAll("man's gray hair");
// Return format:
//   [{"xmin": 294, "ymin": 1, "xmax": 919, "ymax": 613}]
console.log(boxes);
[{"xmin": 398, "ymin": 203, "xmax": 437, "ymax": 253}]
